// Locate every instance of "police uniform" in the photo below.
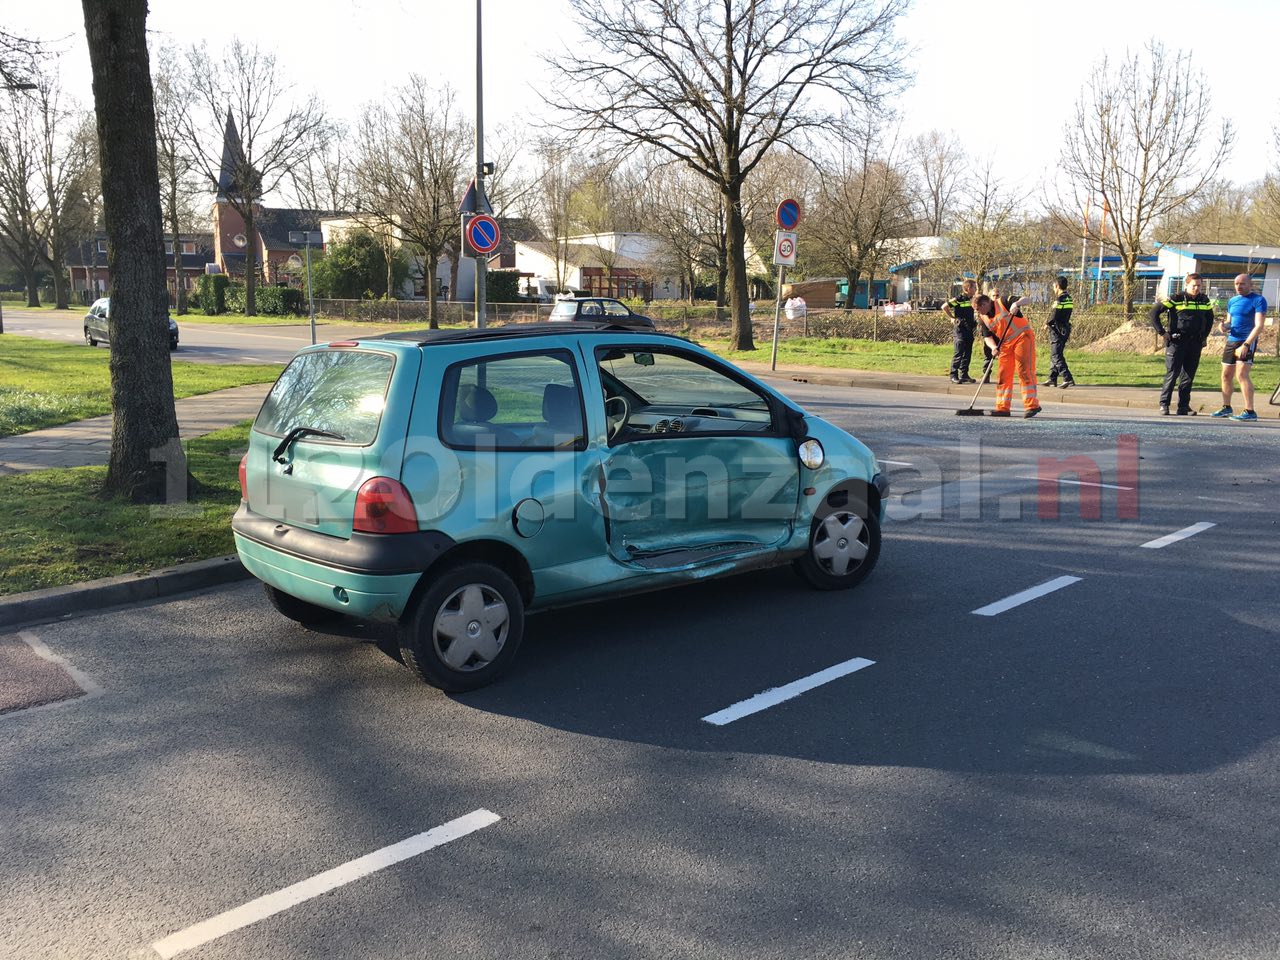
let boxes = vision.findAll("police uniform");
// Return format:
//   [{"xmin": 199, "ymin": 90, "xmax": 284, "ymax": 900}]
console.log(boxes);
[
  {"xmin": 1150, "ymin": 289, "xmax": 1214, "ymax": 414},
  {"xmin": 946, "ymin": 292, "xmax": 978, "ymax": 382},
  {"xmin": 1043, "ymin": 291, "xmax": 1075, "ymax": 387}
]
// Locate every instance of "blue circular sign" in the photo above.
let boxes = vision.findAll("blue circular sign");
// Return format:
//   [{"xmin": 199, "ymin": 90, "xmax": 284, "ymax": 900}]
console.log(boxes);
[
  {"xmin": 467, "ymin": 214, "xmax": 501, "ymax": 255},
  {"xmin": 776, "ymin": 199, "xmax": 801, "ymax": 230}
]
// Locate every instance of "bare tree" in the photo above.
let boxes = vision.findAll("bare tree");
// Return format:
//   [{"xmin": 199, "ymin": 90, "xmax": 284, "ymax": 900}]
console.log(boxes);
[
  {"xmin": 287, "ymin": 121, "xmax": 356, "ymax": 212},
  {"xmin": 182, "ymin": 40, "xmax": 326, "ymax": 315},
  {"xmin": 530, "ymin": 136, "xmax": 579, "ymax": 294},
  {"xmin": 0, "ymin": 86, "xmax": 46, "ymax": 306},
  {"xmin": 81, "ymin": 0, "xmax": 187, "ymax": 502},
  {"xmin": 809, "ymin": 119, "xmax": 916, "ymax": 308},
  {"xmin": 1056, "ymin": 42, "xmax": 1233, "ymax": 319},
  {"xmin": 356, "ymin": 78, "xmax": 470, "ymax": 325},
  {"xmin": 911, "ymin": 130, "xmax": 967, "ymax": 235},
  {"xmin": 641, "ymin": 154, "xmax": 721, "ymax": 301},
  {"xmin": 152, "ymin": 46, "xmax": 202, "ymax": 314},
  {"xmin": 949, "ymin": 156, "xmax": 1034, "ymax": 290},
  {"xmin": 0, "ymin": 29, "xmax": 39, "ymax": 91},
  {"xmin": 550, "ymin": 0, "xmax": 908, "ymax": 349}
]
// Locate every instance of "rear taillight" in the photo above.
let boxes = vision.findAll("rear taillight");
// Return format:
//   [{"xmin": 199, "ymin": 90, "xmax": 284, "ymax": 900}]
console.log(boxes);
[
  {"xmin": 353, "ymin": 477, "xmax": 418, "ymax": 534},
  {"xmin": 239, "ymin": 453, "xmax": 248, "ymax": 502}
]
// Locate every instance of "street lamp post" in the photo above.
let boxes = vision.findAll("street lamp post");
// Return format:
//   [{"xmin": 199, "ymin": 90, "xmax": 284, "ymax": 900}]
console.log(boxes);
[
  {"xmin": 288, "ymin": 230, "xmax": 323, "ymax": 344},
  {"xmin": 474, "ymin": 0, "xmax": 487, "ymax": 329}
]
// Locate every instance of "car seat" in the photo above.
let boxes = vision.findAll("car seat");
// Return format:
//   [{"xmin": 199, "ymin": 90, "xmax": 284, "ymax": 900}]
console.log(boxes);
[
  {"xmin": 532, "ymin": 382, "xmax": 583, "ymax": 447},
  {"xmin": 449, "ymin": 384, "xmax": 517, "ymax": 446}
]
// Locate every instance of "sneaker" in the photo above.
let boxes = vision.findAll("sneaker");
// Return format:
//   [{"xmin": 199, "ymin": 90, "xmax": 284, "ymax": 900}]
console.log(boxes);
[
  {"xmin": 1175, "ymin": 408, "xmax": 1196, "ymax": 416},
  {"xmin": 1060, "ymin": 381, "xmax": 1075, "ymax": 389},
  {"xmin": 961, "ymin": 376, "xmax": 977, "ymax": 384},
  {"xmin": 1159, "ymin": 405, "xmax": 1170, "ymax": 415},
  {"xmin": 1230, "ymin": 409, "xmax": 1258, "ymax": 422},
  {"xmin": 989, "ymin": 409, "xmax": 1011, "ymax": 418},
  {"xmin": 1041, "ymin": 379, "xmax": 1057, "ymax": 387},
  {"xmin": 1210, "ymin": 405, "xmax": 1233, "ymax": 418},
  {"xmin": 949, "ymin": 376, "xmax": 962, "ymax": 384},
  {"xmin": 1024, "ymin": 407, "xmax": 1041, "ymax": 419}
]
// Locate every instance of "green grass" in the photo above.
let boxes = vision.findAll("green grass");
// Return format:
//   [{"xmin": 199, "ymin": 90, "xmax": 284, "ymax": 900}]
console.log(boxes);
[
  {"xmin": 0, "ymin": 335, "xmax": 281, "ymax": 436},
  {"xmin": 0, "ymin": 423, "xmax": 250, "ymax": 596},
  {"xmin": 701, "ymin": 336, "xmax": 1279, "ymax": 393}
]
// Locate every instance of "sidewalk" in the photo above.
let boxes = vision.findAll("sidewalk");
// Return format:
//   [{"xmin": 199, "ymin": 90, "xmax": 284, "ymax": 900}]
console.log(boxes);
[{"xmin": 0, "ymin": 383, "xmax": 270, "ymax": 475}]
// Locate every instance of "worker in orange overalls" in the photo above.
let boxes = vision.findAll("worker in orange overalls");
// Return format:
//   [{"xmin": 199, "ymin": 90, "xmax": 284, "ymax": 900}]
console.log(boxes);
[{"xmin": 975, "ymin": 293, "xmax": 1041, "ymax": 419}]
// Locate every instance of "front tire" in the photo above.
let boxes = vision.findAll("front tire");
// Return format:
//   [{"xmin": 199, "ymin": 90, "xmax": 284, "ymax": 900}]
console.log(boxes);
[
  {"xmin": 264, "ymin": 583, "xmax": 344, "ymax": 626},
  {"xmin": 399, "ymin": 562, "xmax": 525, "ymax": 692},
  {"xmin": 793, "ymin": 509, "xmax": 881, "ymax": 590},
  {"xmin": 85, "ymin": 327, "xmax": 98, "ymax": 346}
]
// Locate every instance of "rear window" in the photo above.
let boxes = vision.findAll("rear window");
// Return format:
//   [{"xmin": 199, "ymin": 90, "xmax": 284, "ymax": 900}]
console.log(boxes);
[
  {"xmin": 255, "ymin": 350, "xmax": 394, "ymax": 445},
  {"xmin": 549, "ymin": 301, "xmax": 577, "ymax": 321}
]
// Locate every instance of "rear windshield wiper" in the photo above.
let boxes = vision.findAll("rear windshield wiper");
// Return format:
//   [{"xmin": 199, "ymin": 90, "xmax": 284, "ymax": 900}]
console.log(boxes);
[{"xmin": 272, "ymin": 426, "xmax": 346, "ymax": 463}]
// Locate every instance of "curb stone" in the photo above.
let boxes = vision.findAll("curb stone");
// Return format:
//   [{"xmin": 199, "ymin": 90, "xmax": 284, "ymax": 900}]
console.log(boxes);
[{"xmin": 0, "ymin": 555, "xmax": 250, "ymax": 630}]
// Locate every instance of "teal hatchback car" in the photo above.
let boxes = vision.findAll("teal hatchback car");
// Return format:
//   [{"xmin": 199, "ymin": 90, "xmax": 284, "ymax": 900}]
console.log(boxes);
[{"xmin": 234, "ymin": 323, "xmax": 887, "ymax": 691}]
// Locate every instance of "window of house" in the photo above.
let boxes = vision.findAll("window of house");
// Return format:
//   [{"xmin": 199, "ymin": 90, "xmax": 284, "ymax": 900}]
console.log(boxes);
[
  {"xmin": 97, "ymin": 240, "xmax": 107, "ymax": 254},
  {"xmin": 182, "ymin": 241, "xmax": 196, "ymax": 255}
]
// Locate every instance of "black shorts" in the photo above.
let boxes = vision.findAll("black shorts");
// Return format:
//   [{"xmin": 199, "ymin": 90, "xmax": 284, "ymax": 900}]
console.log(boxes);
[{"xmin": 1223, "ymin": 340, "xmax": 1255, "ymax": 364}]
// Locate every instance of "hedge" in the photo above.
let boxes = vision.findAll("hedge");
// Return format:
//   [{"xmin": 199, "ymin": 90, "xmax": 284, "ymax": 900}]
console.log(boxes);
[
  {"xmin": 224, "ymin": 283, "xmax": 304, "ymax": 316},
  {"xmin": 194, "ymin": 274, "xmax": 229, "ymax": 315}
]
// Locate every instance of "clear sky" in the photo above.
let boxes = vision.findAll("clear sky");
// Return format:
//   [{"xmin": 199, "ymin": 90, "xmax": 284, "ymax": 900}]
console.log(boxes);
[{"xmin": 9, "ymin": 0, "xmax": 1278, "ymax": 197}]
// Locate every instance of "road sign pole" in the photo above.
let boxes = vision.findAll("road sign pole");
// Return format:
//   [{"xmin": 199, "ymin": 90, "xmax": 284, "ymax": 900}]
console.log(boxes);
[
  {"xmin": 306, "ymin": 240, "xmax": 316, "ymax": 345},
  {"xmin": 475, "ymin": 0, "xmax": 487, "ymax": 329},
  {"xmin": 770, "ymin": 265, "xmax": 786, "ymax": 372}
]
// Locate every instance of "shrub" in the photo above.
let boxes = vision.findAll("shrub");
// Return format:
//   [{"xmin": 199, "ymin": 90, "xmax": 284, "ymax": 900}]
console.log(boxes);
[
  {"xmin": 195, "ymin": 274, "xmax": 229, "ymax": 315},
  {"xmin": 224, "ymin": 283, "xmax": 303, "ymax": 315},
  {"xmin": 487, "ymin": 269, "xmax": 521, "ymax": 304}
]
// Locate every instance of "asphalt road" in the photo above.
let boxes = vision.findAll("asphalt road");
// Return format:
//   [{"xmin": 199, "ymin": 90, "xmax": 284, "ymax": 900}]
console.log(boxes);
[
  {"xmin": 2, "ymin": 307, "xmax": 335, "ymax": 365},
  {"xmin": 3, "ymin": 384, "xmax": 1277, "ymax": 960}
]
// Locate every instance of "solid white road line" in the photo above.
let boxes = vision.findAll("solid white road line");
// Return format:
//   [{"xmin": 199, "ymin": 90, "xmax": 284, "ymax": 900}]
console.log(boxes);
[
  {"xmin": 877, "ymin": 459, "xmax": 914, "ymax": 467},
  {"xmin": 149, "ymin": 810, "xmax": 501, "ymax": 959},
  {"xmin": 1016, "ymin": 475, "xmax": 1133, "ymax": 490},
  {"xmin": 1140, "ymin": 522, "xmax": 1216, "ymax": 549},
  {"xmin": 702, "ymin": 657, "xmax": 875, "ymax": 726},
  {"xmin": 971, "ymin": 576, "xmax": 1082, "ymax": 617}
]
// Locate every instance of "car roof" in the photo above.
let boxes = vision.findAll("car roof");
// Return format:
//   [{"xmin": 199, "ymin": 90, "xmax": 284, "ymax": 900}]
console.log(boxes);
[{"xmin": 370, "ymin": 322, "xmax": 685, "ymax": 347}]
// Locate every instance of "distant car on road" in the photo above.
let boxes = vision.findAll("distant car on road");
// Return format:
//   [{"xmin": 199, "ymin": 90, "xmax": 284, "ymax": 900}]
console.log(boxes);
[
  {"xmin": 548, "ymin": 296, "xmax": 656, "ymax": 329},
  {"xmin": 84, "ymin": 297, "xmax": 179, "ymax": 351}
]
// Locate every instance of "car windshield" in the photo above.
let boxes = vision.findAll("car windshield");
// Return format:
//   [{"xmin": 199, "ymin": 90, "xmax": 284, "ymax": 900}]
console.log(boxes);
[
  {"xmin": 255, "ymin": 350, "xmax": 394, "ymax": 445},
  {"xmin": 550, "ymin": 301, "xmax": 577, "ymax": 320}
]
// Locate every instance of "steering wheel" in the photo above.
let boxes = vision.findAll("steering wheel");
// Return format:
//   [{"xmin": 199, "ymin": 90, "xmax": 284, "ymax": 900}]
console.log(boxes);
[{"xmin": 604, "ymin": 395, "xmax": 630, "ymax": 440}]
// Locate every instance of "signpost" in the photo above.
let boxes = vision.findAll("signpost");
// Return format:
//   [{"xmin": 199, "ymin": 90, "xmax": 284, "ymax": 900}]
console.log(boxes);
[
  {"xmin": 288, "ymin": 230, "xmax": 323, "ymax": 344},
  {"xmin": 770, "ymin": 199, "xmax": 803, "ymax": 371}
]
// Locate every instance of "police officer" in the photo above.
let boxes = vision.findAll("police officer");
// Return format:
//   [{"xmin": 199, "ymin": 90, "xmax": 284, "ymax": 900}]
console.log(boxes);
[
  {"xmin": 944, "ymin": 278, "xmax": 979, "ymax": 383},
  {"xmin": 1150, "ymin": 272, "xmax": 1214, "ymax": 415},
  {"xmin": 1042, "ymin": 276, "xmax": 1076, "ymax": 388}
]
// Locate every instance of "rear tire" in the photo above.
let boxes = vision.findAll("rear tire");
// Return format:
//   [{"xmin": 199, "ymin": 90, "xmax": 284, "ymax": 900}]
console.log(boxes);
[
  {"xmin": 399, "ymin": 562, "xmax": 525, "ymax": 692},
  {"xmin": 85, "ymin": 327, "xmax": 98, "ymax": 346},
  {"xmin": 793, "ymin": 509, "xmax": 881, "ymax": 591},
  {"xmin": 263, "ymin": 583, "xmax": 344, "ymax": 626}
]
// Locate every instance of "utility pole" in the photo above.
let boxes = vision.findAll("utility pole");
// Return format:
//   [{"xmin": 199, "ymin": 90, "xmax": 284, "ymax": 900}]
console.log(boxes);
[{"xmin": 474, "ymin": 0, "xmax": 487, "ymax": 329}]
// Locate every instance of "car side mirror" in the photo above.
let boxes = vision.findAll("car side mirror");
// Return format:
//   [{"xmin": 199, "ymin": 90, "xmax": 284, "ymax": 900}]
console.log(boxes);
[{"xmin": 633, "ymin": 353, "xmax": 654, "ymax": 367}]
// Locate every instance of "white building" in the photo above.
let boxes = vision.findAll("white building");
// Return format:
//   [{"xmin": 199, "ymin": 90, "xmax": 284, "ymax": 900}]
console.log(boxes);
[{"xmin": 1154, "ymin": 242, "xmax": 1280, "ymax": 304}]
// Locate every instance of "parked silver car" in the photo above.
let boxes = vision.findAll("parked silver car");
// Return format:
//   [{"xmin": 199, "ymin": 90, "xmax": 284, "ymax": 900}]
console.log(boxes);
[{"xmin": 84, "ymin": 297, "xmax": 179, "ymax": 351}]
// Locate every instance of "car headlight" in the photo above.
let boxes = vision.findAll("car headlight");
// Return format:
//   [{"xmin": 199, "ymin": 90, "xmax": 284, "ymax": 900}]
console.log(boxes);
[{"xmin": 798, "ymin": 438, "xmax": 825, "ymax": 470}]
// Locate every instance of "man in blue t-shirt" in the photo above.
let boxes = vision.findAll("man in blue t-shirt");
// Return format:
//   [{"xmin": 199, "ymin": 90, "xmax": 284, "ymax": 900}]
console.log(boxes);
[{"xmin": 1211, "ymin": 274, "xmax": 1267, "ymax": 421}]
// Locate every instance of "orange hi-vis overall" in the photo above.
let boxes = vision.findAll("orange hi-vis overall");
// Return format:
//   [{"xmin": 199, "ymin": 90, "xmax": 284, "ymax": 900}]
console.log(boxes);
[{"xmin": 987, "ymin": 303, "xmax": 1039, "ymax": 413}]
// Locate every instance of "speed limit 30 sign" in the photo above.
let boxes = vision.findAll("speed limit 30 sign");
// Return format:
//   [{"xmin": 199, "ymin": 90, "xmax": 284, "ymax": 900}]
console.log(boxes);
[{"xmin": 773, "ymin": 230, "xmax": 798, "ymax": 266}]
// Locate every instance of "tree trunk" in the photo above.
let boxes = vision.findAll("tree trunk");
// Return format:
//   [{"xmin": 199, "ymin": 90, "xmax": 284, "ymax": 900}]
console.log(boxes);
[
  {"xmin": 23, "ymin": 261, "xmax": 40, "ymax": 307},
  {"xmin": 846, "ymin": 269, "xmax": 860, "ymax": 310},
  {"xmin": 1121, "ymin": 252, "xmax": 1137, "ymax": 322},
  {"xmin": 425, "ymin": 245, "xmax": 439, "ymax": 329},
  {"xmin": 715, "ymin": 229, "xmax": 728, "ymax": 308},
  {"xmin": 243, "ymin": 202, "xmax": 258, "ymax": 315},
  {"xmin": 53, "ymin": 255, "xmax": 69, "ymax": 309},
  {"xmin": 82, "ymin": 0, "xmax": 188, "ymax": 503},
  {"xmin": 725, "ymin": 182, "xmax": 754, "ymax": 351},
  {"xmin": 169, "ymin": 201, "xmax": 186, "ymax": 314}
]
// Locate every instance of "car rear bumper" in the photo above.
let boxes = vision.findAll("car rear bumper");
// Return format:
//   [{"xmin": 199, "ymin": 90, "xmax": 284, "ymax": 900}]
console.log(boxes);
[{"xmin": 233, "ymin": 503, "xmax": 455, "ymax": 619}]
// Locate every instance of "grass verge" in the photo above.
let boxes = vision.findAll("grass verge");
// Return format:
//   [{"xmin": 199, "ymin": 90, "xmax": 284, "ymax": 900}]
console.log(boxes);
[
  {"xmin": 0, "ymin": 335, "xmax": 281, "ymax": 435},
  {"xmin": 700, "ymin": 336, "xmax": 1279, "ymax": 393},
  {"xmin": 0, "ymin": 423, "xmax": 249, "ymax": 596}
]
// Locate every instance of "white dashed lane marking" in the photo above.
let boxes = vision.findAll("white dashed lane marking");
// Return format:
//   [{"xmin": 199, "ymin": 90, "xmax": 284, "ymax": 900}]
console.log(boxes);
[
  {"xmin": 1015, "ymin": 475, "xmax": 1133, "ymax": 490},
  {"xmin": 702, "ymin": 657, "xmax": 876, "ymax": 726},
  {"xmin": 1140, "ymin": 522, "xmax": 1216, "ymax": 549},
  {"xmin": 972, "ymin": 576, "xmax": 1083, "ymax": 617}
]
